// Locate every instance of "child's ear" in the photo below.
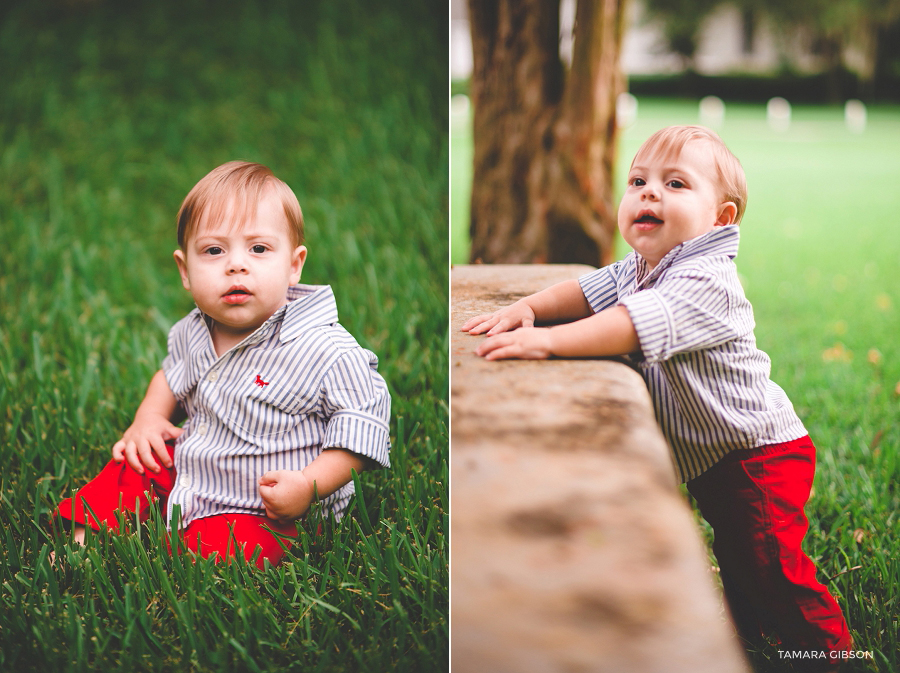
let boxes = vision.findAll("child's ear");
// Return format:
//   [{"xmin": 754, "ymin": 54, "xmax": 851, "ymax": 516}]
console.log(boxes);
[
  {"xmin": 290, "ymin": 245, "xmax": 308, "ymax": 285},
  {"xmin": 715, "ymin": 202, "xmax": 738, "ymax": 226},
  {"xmin": 173, "ymin": 249, "xmax": 191, "ymax": 290}
]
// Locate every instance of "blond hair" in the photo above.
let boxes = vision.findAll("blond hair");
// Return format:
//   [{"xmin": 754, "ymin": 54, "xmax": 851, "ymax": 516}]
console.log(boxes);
[
  {"xmin": 176, "ymin": 161, "xmax": 304, "ymax": 248},
  {"xmin": 632, "ymin": 125, "xmax": 748, "ymax": 223}
]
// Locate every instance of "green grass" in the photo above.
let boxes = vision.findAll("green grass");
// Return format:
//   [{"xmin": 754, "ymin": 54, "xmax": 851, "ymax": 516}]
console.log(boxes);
[
  {"xmin": 452, "ymin": 97, "xmax": 900, "ymax": 672},
  {"xmin": 0, "ymin": 2, "xmax": 447, "ymax": 671}
]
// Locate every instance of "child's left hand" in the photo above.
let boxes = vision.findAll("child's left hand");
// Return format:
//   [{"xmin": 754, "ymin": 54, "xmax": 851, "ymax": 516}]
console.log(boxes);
[
  {"xmin": 475, "ymin": 327, "xmax": 553, "ymax": 360},
  {"xmin": 258, "ymin": 470, "xmax": 315, "ymax": 523}
]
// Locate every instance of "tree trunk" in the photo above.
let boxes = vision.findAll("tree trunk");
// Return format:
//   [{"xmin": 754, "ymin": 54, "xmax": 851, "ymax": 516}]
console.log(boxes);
[{"xmin": 468, "ymin": 0, "xmax": 628, "ymax": 267}]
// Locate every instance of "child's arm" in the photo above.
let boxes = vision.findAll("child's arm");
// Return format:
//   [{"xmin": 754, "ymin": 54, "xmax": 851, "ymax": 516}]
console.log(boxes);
[
  {"xmin": 111, "ymin": 369, "xmax": 184, "ymax": 474},
  {"xmin": 461, "ymin": 279, "xmax": 593, "ymax": 335},
  {"xmin": 258, "ymin": 449, "xmax": 369, "ymax": 523},
  {"xmin": 258, "ymin": 346, "xmax": 390, "ymax": 523},
  {"xmin": 475, "ymin": 305, "xmax": 639, "ymax": 360}
]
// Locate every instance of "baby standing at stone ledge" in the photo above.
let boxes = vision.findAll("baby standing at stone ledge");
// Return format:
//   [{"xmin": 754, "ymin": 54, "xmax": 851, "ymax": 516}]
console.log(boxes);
[{"xmin": 462, "ymin": 126, "xmax": 850, "ymax": 672}]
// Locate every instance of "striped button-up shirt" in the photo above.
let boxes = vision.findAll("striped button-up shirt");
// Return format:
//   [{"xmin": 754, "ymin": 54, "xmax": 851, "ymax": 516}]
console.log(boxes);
[
  {"xmin": 579, "ymin": 225, "xmax": 806, "ymax": 482},
  {"xmin": 162, "ymin": 284, "xmax": 391, "ymax": 526}
]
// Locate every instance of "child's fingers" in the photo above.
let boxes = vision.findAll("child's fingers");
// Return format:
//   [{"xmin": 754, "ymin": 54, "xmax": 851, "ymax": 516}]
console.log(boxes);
[
  {"xmin": 460, "ymin": 314, "xmax": 493, "ymax": 332},
  {"xmin": 112, "ymin": 440, "xmax": 125, "ymax": 462},
  {"xmin": 258, "ymin": 471, "xmax": 280, "ymax": 486},
  {"xmin": 483, "ymin": 345, "xmax": 519, "ymax": 361},
  {"xmin": 486, "ymin": 319, "xmax": 515, "ymax": 335},
  {"xmin": 135, "ymin": 440, "xmax": 161, "ymax": 473},
  {"xmin": 123, "ymin": 442, "xmax": 146, "ymax": 474},
  {"xmin": 476, "ymin": 333, "xmax": 535, "ymax": 360},
  {"xmin": 486, "ymin": 313, "xmax": 537, "ymax": 335},
  {"xmin": 480, "ymin": 328, "xmax": 550, "ymax": 360},
  {"xmin": 164, "ymin": 424, "xmax": 184, "ymax": 440},
  {"xmin": 463, "ymin": 314, "xmax": 504, "ymax": 334},
  {"xmin": 150, "ymin": 437, "xmax": 173, "ymax": 469},
  {"xmin": 468, "ymin": 316, "xmax": 502, "ymax": 335},
  {"xmin": 260, "ymin": 489, "xmax": 289, "ymax": 523},
  {"xmin": 475, "ymin": 334, "xmax": 508, "ymax": 357}
]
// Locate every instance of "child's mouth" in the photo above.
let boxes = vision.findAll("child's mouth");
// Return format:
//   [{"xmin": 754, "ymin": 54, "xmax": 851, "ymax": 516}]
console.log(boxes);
[
  {"xmin": 223, "ymin": 287, "xmax": 252, "ymax": 304},
  {"xmin": 634, "ymin": 212, "xmax": 663, "ymax": 230}
]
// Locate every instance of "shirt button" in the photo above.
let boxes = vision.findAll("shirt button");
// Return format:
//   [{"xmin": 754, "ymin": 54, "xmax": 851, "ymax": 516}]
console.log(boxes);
[
  {"xmin": 197, "ymin": 424, "xmax": 208, "ymax": 436},
  {"xmin": 179, "ymin": 476, "xmax": 189, "ymax": 487},
  {"xmin": 207, "ymin": 370, "xmax": 219, "ymax": 382}
]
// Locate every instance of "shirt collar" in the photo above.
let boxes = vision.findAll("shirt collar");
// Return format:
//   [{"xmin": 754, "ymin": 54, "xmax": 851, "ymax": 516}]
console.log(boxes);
[
  {"xmin": 196, "ymin": 283, "xmax": 338, "ymax": 348},
  {"xmin": 635, "ymin": 225, "xmax": 740, "ymax": 286},
  {"xmin": 278, "ymin": 284, "xmax": 339, "ymax": 342}
]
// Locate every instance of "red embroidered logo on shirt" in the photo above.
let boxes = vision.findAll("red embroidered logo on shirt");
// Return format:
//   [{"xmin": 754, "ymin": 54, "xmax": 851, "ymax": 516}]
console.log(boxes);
[{"xmin": 254, "ymin": 375, "xmax": 269, "ymax": 387}]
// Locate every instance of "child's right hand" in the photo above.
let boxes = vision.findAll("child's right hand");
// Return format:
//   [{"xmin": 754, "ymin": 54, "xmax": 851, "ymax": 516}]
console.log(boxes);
[
  {"xmin": 112, "ymin": 413, "xmax": 183, "ymax": 475},
  {"xmin": 460, "ymin": 301, "xmax": 536, "ymax": 336}
]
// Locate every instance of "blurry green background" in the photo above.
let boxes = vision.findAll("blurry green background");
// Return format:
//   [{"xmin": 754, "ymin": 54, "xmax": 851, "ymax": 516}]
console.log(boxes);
[{"xmin": 0, "ymin": 1, "xmax": 448, "ymax": 671}]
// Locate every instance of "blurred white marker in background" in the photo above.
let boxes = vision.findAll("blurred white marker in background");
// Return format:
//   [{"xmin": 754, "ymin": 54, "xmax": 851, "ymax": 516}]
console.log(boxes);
[
  {"xmin": 616, "ymin": 92, "xmax": 638, "ymax": 130},
  {"xmin": 767, "ymin": 97, "xmax": 791, "ymax": 132},
  {"xmin": 844, "ymin": 99, "xmax": 867, "ymax": 133},
  {"xmin": 699, "ymin": 95, "xmax": 725, "ymax": 128}
]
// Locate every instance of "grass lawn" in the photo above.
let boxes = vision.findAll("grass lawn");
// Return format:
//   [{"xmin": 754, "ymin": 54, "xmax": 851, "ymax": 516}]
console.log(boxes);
[
  {"xmin": 452, "ymin": 97, "xmax": 899, "ymax": 672},
  {"xmin": 0, "ymin": 1, "xmax": 448, "ymax": 671}
]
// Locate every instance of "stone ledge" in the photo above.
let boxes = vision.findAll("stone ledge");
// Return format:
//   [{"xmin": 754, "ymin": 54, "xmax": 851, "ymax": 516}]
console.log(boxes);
[{"xmin": 451, "ymin": 264, "xmax": 749, "ymax": 673}]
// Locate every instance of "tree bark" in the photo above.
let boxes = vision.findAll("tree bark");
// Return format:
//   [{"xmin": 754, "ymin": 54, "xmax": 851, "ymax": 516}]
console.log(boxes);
[{"xmin": 468, "ymin": 0, "xmax": 628, "ymax": 267}]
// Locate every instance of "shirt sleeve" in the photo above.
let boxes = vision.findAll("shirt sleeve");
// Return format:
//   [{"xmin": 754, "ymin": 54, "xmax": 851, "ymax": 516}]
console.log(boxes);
[
  {"xmin": 320, "ymin": 347, "xmax": 392, "ymax": 468},
  {"xmin": 579, "ymin": 261, "xmax": 625, "ymax": 314},
  {"xmin": 619, "ymin": 268, "xmax": 741, "ymax": 363},
  {"xmin": 161, "ymin": 317, "xmax": 190, "ymax": 401}
]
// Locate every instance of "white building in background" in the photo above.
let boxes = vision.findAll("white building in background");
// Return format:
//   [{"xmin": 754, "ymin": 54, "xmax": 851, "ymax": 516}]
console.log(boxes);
[
  {"xmin": 451, "ymin": 0, "xmax": 473, "ymax": 80},
  {"xmin": 451, "ymin": 0, "xmax": 823, "ymax": 80}
]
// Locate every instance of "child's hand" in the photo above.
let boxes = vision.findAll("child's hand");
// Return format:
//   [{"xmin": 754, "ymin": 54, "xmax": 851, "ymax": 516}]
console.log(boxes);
[
  {"xmin": 475, "ymin": 327, "xmax": 553, "ymax": 360},
  {"xmin": 258, "ymin": 470, "xmax": 315, "ymax": 523},
  {"xmin": 112, "ymin": 413, "xmax": 183, "ymax": 475},
  {"xmin": 461, "ymin": 301, "xmax": 536, "ymax": 336}
]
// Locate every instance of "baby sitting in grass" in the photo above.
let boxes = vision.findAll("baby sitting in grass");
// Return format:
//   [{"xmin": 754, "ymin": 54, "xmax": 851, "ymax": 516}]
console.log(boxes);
[
  {"xmin": 55, "ymin": 161, "xmax": 391, "ymax": 568},
  {"xmin": 462, "ymin": 126, "xmax": 850, "ymax": 671}
]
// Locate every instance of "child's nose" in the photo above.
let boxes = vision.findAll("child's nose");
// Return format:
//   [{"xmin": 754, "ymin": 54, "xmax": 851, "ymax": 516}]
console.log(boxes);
[
  {"xmin": 641, "ymin": 184, "xmax": 660, "ymax": 201},
  {"xmin": 226, "ymin": 251, "xmax": 249, "ymax": 274}
]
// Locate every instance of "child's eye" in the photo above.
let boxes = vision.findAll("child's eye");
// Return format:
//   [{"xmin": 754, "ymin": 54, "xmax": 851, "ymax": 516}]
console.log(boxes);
[
  {"xmin": 250, "ymin": 244, "xmax": 268, "ymax": 253},
  {"xmin": 629, "ymin": 177, "xmax": 645, "ymax": 187},
  {"xmin": 667, "ymin": 179, "xmax": 685, "ymax": 189},
  {"xmin": 205, "ymin": 246, "xmax": 224, "ymax": 255}
]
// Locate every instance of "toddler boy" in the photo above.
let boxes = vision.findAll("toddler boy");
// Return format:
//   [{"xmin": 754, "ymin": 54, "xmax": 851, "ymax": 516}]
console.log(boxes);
[
  {"xmin": 56, "ymin": 161, "xmax": 391, "ymax": 568},
  {"xmin": 462, "ymin": 126, "xmax": 850, "ymax": 669}
]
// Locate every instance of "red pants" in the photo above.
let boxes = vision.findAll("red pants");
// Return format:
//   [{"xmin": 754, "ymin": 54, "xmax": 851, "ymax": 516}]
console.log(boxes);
[
  {"xmin": 687, "ymin": 436, "xmax": 851, "ymax": 660},
  {"xmin": 54, "ymin": 442, "xmax": 297, "ymax": 569}
]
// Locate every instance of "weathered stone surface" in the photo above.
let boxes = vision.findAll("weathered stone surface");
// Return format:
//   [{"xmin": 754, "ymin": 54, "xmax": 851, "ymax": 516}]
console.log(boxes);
[{"xmin": 451, "ymin": 264, "xmax": 749, "ymax": 673}]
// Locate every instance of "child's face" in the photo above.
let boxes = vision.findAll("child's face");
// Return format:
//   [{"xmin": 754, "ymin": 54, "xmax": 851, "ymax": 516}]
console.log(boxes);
[
  {"xmin": 173, "ymin": 188, "xmax": 307, "ymax": 344},
  {"xmin": 618, "ymin": 140, "xmax": 737, "ymax": 269}
]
